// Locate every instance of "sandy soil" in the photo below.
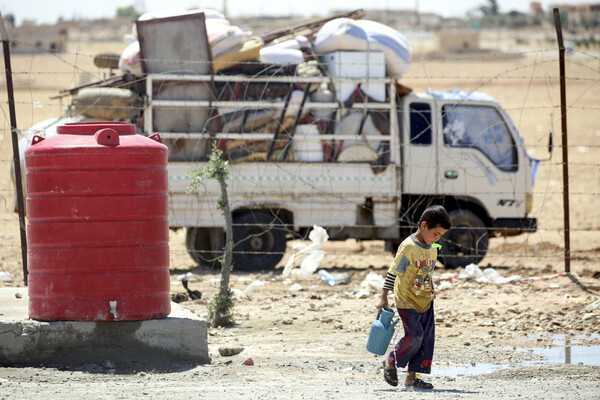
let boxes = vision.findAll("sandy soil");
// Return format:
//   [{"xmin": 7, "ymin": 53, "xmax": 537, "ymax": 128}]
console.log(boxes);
[{"xmin": 0, "ymin": 35, "xmax": 599, "ymax": 399}]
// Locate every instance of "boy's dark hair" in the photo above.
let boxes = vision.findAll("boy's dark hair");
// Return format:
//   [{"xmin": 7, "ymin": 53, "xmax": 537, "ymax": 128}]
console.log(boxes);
[{"xmin": 419, "ymin": 205, "xmax": 452, "ymax": 230}]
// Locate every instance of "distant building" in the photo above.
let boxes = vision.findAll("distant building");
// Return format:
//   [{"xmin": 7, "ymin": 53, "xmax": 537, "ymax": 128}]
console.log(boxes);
[
  {"xmin": 7, "ymin": 21, "xmax": 68, "ymax": 53},
  {"xmin": 529, "ymin": 2, "xmax": 545, "ymax": 16},
  {"xmin": 549, "ymin": 3, "xmax": 600, "ymax": 27},
  {"xmin": 356, "ymin": 9, "xmax": 444, "ymax": 30},
  {"xmin": 437, "ymin": 30, "xmax": 480, "ymax": 53}
]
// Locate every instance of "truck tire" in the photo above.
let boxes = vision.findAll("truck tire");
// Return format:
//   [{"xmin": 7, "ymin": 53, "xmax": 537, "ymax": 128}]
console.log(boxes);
[
  {"xmin": 186, "ymin": 228, "xmax": 224, "ymax": 269},
  {"xmin": 233, "ymin": 211, "xmax": 287, "ymax": 271},
  {"xmin": 438, "ymin": 209, "xmax": 489, "ymax": 269}
]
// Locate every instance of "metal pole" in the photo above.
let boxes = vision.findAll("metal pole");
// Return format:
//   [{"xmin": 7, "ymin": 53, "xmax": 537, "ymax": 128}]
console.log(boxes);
[
  {"xmin": 553, "ymin": 8, "xmax": 571, "ymax": 274},
  {"xmin": 0, "ymin": 11, "xmax": 28, "ymax": 284}
]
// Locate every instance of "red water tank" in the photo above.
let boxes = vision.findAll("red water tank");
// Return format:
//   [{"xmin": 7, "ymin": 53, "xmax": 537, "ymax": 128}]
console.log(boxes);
[{"xmin": 25, "ymin": 122, "xmax": 171, "ymax": 321}]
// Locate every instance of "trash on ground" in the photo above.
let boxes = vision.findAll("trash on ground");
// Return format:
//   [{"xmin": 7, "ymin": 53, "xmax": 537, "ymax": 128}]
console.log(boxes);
[
  {"xmin": 219, "ymin": 347, "xmax": 244, "ymax": 357},
  {"xmin": 436, "ymin": 281, "xmax": 452, "ymax": 291},
  {"xmin": 354, "ymin": 290, "xmax": 371, "ymax": 299},
  {"xmin": 171, "ymin": 292, "xmax": 189, "ymax": 303},
  {"xmin": 289, "ymin": 283, "xmax": 304, "ymax": 292},
  {"xmin": 243, "ymin": 280, "xmax": 265, "ymax": 296},
  {"xmin": 282, "ymin": 225, "xmax": 329, "ymax": 278},
  {"xmin": 360, "ymin": 271, "xmax": 385, "ymax": 293},
  {"xmin": 0, "ymin": 271, "xmax": 12, "ymax": 281},
  {"xmin": 182, "ymin": 279, "xmax": 202, "ymax": 300},
  {"xmin": 317, "ymin": 269, "xmax": 338, "ymax": 286},
  {"xmin": 586, "ymin": 299, "xmax": 600, "ymax": 310},
  {"xmin": 331, "ymin": 272, "xmax": 352, "ymax": 285}
]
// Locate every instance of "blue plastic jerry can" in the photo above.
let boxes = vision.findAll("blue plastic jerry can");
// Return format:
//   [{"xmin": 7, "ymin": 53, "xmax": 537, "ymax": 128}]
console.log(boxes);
[{"xmin": 366, "ymin": 308, "xmax": 400, "ymax": 356}]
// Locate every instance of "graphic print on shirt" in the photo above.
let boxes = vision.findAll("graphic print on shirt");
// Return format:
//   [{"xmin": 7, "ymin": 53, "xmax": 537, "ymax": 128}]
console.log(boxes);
[{"xmin": 412, "ymin": 259, "xmax": 435, "ymax": 295}]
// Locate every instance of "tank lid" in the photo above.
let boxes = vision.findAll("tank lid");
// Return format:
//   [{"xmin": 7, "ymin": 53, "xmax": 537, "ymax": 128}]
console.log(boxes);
[{"xmin": 57, "ymin": 122, "xmax": 136, "ymax": 135}]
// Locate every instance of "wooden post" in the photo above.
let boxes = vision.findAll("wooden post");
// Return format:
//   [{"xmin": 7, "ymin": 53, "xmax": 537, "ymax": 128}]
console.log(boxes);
[
  {"xmin": 0, "ymin": 11, "xmax": 28, "ymax": 284},
  {"xmin": 553, "ymin": 8, "xmax": 571, "ymax": 274}
]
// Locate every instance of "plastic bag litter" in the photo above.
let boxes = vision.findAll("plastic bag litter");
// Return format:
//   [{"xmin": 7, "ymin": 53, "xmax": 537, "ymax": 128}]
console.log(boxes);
[
  {"xmin": 457, "ymin": 263, "xmax": 484, "ymax": 280},
  {"xmin": 282, "ymin": 225, "xmax": 328, "ymax": 278},
  {"xmin": 289, "ymin": 283, "xmax": 304, "ymax": 292},
  {"xmin": 587, "ymin": 299, "xmax": 600, "ymax": 310},
  {"xmin": 243, "ymin": 280, "xmax": 265, "ymax": 296},
  {"xmin": 231, "ymin": 288, "xmax": 248, "ymax": 299},
  {"xmin": 360, "ymin": 271, "xmax": 385, "ymax": 293},
  {"xmin": 0, "ymin": 271, "xmax": 11, "ymax": 281},
  {"xmin": 436, "ymin": 281, "xmax": 452, "ymax": 291},
  {"xmin": 458, "ymin": 263, "xmax": 521, "ymax": 284}
]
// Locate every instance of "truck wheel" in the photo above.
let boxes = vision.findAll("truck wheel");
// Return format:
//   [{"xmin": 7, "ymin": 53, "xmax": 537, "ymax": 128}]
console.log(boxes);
[
  {"xmin": 186, "ymin": 228, "xmax": 224, "ymax": 269},
  {"xmin": 438, "ymin": 210, "xmax": 488, "ymax": 269},
  {"xmin": 233, "ymin": 211, "xmax": 287, "ymax": 271}
]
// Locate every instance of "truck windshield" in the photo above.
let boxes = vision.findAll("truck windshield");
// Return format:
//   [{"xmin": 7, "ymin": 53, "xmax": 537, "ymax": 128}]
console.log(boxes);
[{"xmin": 442, "ymin": 105, "xmax": 517, "ymax": 172}]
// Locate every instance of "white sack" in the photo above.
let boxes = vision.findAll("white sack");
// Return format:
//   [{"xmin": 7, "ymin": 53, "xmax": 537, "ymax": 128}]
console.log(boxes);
[
  {"xmin": 260, "ymin": 47, "xmax": 305, "ymax": 65},
  {"xmin": 314, "ymin": 18, "xmax": 411, "ymax": 78},
  {"xmin": 118, "ymin": 41, "xmax": 143, "ymax": 77}
]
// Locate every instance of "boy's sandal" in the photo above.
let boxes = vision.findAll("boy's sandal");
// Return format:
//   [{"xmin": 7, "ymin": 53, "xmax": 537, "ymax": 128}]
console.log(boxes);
[
  {"xmin": 382, "ymin": 361, "xmax": 398, "ymax": 387},
  {"xmin": 406, "ymin": 378, "xmax": 434, "ymax": 390}
]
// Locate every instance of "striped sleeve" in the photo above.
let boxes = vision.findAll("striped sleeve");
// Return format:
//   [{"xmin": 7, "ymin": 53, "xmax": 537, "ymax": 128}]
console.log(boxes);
[{"xmin": 383, "ymin": 272, "xmax": 396, "ymax": 291}]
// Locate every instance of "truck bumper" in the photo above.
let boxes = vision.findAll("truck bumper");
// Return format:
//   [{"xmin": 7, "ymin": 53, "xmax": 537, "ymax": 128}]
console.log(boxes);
[{"xmin": 492, "ymin": 217, "xmax": 537, "ymax": 236}]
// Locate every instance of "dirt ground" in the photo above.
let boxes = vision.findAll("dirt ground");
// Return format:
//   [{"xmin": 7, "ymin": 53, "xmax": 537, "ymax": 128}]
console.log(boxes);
[{"xmin": 0, "ymin": 35, "xmax": 599, "ymax": 399}]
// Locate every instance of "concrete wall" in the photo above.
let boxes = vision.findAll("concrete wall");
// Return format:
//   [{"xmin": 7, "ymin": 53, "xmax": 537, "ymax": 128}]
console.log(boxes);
[{"xmin": 437, "ymin": 31, "xmax": 481, "ymax": 53}]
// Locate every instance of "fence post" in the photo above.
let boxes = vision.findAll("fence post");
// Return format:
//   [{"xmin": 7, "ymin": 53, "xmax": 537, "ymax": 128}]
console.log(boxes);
[
  {"xmin": 553, "ymin": 8, "xmax": 571, "ymax": 274},
  {"xmin": 0, "ymin": 11, "xmax": 29, "ymax": 284}
]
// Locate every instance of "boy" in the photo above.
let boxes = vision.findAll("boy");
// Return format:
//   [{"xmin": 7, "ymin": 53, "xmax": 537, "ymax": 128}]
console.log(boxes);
[{"xmin": 377, "ymin": 205, "xmax": 451, "ymax": 389}]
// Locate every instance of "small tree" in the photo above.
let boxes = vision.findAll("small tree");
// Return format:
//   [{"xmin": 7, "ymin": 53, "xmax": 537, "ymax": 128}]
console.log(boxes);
[
  {"xmin": 116, "ymin": 5, "xmax": 141, "ymax": 19},
  {"xmin": 187, "ymin": 145, "xmax": 235, "ymax": 327}
]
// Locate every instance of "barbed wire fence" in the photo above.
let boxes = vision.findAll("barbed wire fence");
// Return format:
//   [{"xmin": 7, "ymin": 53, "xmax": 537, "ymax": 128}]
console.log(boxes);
[{"xmin": 1, "ymin": 33, "xmax": 599, "ymax": 283}]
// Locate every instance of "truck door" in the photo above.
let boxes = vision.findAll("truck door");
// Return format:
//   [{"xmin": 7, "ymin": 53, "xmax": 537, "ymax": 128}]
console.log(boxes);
[
  {"xmin": 402, "ymin": 99, "xmax": 437, "ymax": 195},
  {"xmin": 436, "ymin": 102, "xmax": 526, "ymax": 220}
]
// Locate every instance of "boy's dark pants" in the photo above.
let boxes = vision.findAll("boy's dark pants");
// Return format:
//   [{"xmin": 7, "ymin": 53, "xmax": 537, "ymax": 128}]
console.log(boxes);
[{"xmin": 387, "ymin": 304, "xmax": 435, "ymax": 374}]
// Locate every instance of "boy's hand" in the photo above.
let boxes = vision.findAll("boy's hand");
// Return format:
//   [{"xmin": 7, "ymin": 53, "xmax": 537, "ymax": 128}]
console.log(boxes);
[{"xmin": 377, "ymin": 292, "xmax": 389, "ymax": 312}]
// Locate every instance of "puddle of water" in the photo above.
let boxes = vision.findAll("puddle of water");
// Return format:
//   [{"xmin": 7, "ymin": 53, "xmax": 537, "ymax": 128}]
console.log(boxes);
[
  {"xmin": 515, "ymin": 334, "xmax": 600, "ymax": 366},
  {"xmin": 516, "ymin": 333, "xmax": 600, "ymax": 345},
  {"xmin": 434, "ymin": 337, "xmax": 600, "ymax": 378},
  {"xmin": 524, "ymin": 343, "xmax": 600, "ymax": 366},
  {"xmin": 549, "ymin": 333, "xmax": 600, "ymax": 345},
  {"xmin": 434, "ymin": 363, "xmax": 505, "ymax": 378}
]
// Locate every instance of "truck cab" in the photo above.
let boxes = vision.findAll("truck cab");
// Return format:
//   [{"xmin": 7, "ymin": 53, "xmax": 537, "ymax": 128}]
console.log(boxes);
[{"xmin": 399, "ymin": 90, "xmax": 537, "ymax": 267}]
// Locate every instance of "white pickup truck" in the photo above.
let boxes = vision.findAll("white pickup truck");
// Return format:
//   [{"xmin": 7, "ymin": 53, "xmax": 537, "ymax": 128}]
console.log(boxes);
[{"xmin": 142, "ymin": 71, "xmax": 539, "ymax": 271}]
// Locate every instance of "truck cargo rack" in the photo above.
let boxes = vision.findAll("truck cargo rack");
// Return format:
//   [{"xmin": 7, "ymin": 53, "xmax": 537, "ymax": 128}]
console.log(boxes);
[{"xmin": 144, "ymin": 73, "xmax": 400, "ymax": 164}]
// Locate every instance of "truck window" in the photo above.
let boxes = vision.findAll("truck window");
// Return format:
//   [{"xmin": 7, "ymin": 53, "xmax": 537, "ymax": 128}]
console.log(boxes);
[
  {"xmin": 409, "ymin": 102, "xmax": 432, "ymax": 145},
  {"xmin": 442, "ymin": 105, "xmax": 517, "ymax": 171}
]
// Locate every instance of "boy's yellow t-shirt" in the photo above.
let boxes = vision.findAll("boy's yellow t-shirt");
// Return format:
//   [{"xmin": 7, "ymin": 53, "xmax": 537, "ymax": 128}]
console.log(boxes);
[{"xmin": 387, "ymin": 234, "xmax": 438, "ymax": 313}]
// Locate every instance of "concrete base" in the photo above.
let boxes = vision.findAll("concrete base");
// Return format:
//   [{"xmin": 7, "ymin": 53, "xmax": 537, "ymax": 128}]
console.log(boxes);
[{"xmin": 0, "ymin": 287, "xmax": 210, "ymax": 370}]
